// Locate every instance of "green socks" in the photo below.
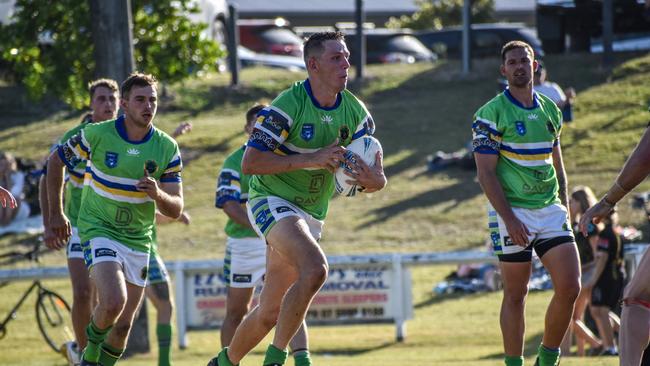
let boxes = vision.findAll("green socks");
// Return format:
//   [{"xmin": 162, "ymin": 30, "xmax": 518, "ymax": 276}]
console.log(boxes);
[
  {"xmin": 156, "ymin": 323, "xmax": 173, "ymax": 366},
  {"xmin": 83, "ymin": 318, "xmax": 112, "ymax": 362},
  {"xmin": 98, "ymin": 342, "xmax": 123, "ymax": 366},
  {"xmin": 263, "ymin": 344, "xmax": 288, "ymax": 366},
  {"xmin": 293, "ymin": 349, "xmax": 312, "ymax": 366},
  {"xmin": 213, "ymin": 347, "xmax": 236, "ymax": 366},
  {"xmin": 504, "ymin": 355, "xmax": 524, "ymax": 366},
  {"xmin": 537, "ymin": 344, "xmax": 560, "ymax": 366}
]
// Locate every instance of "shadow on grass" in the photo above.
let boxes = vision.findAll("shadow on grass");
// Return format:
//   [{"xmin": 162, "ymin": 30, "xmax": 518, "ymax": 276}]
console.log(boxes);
[
  {"xmin": 357, "ymin": 169, "xmax": 482, "ymax": 229},
  {"xmin": 480, "ymin": 331, "xmax": 544, "ymax": 360},
  {"xmin": 243, "ymin": 340, "xmax": 397, "ymax": 357},
  {"xmin": 414, "ymin": 291, "xmax": 492, "ymax": 309}
]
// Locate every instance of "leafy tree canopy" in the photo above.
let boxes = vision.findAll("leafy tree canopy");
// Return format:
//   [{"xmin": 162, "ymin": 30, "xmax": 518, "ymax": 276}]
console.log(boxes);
[
  {"xmin": 387, "ymin": 0, "xmax": 495, "ymax": 30},
  {"xmin": 0, "ymin": 0, "xmax": 224, "ymax": 109}
]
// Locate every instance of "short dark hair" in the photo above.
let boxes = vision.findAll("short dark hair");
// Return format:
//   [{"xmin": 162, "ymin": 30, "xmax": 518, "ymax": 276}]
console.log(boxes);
[
  {"xmin": 120, "ymin": 72, "xmax": 157, "ymax": 99},
  {"xmin": 88, "ymin": 78, "xmax": 119, "ymax": 99},
  {"xmin": 303, "ymin": 31, "xmax": 345, "ymax": 64},
  {"xmin": 501, "ymin": 41, "xmax": 534, "ymax": 63},
  {"xmin": 246, "ymin": 104, "xmax": 266, "ymax": 125}
]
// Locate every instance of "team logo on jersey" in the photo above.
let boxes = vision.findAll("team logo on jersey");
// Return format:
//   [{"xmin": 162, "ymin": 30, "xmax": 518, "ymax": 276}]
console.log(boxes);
[
  {"xmin": 145, "ymin": 160, "xmax": 159, "ymax": 175},
  {"xmin": 301, "ymin": 124, "xmax": 315, "ymax": 141},
  {"xmin": 490, "ymin": 232, "xmax": 501, "ymax": 247},
  {"xmin": 546, "ymin": 121, "xmax": 557, "ymax": 136},
  {"xmin": 339, "ymin": 126, "xmax": 350, "ymax": 141},
  {"xmin": 527, "ymin": 113, "xmax": 538, "ymax": 120},
  {"xmin": 321, "ymin": 115, "xmax": 333, "ymax": 124},
  {"xmin": 503, "ymin": 236, "xmax": 514, "ymax": 247},
  {"xmin": 127, "ymin": 148, "xmax": 140, "ymax": 156},
  {"xmin": 105, "ymin": 151, "xmax": 119, "ymax": 168},
  {"xmin": 233, "ymin": 274, "xmax": 252, "ymax": 283},
  {"xmin": 514, "ymin": 121, "xmax": 526, "ymax": 136},
  {"xmin": 140, "ymin": 266, "xmax": 149, "ymax": 281}
]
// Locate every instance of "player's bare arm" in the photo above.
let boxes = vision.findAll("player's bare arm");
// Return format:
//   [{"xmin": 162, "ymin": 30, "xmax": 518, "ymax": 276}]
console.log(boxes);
[
  {"xmin": 45, "ymin": 151, "xmax": 72, "ymax": 249},
  {"xmin": 242, "ymin": 139, "xmax": 345, "ymax": 175},
  {"xmin": 344, "ymin": 151, "xmax": 386, "ymax": 193},
  {"xmin": 474, "ymin": 152, "xmax": 530, "ymax": 246},
  {"xmin": 223, "ymin": 200, "xmax": 254, "ymax": 229},
  {"xmin": 551, "ymin": 144, "xmax": 569, "ymax": 208}
]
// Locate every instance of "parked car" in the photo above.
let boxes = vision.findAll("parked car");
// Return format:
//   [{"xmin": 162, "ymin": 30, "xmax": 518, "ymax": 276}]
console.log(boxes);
[
  {"xmin": 342, "ymin": 28, "xmax": 437, "ymax": 64},
  {"xmin": 416, "ymin": 23, "xmax": 544, "ymax": 59},
  {"xmin": 237, "ymin": 45, "xmax": 306, "ymax": 72},
  {"xmin": 238, "ymin": 19, "xmax": 304, "ymax": 57}
]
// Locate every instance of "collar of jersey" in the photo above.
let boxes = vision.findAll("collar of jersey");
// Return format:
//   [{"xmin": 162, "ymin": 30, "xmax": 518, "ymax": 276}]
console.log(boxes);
[
  {"xmin": 115, "ymin": 114, "xmax": 154, "ymax": 144},
  {"xmin": 303, "ymin": 79, "xmax": 342, "ymax": 111},
  {"xmin": 504, "ymin": 88, "xmax": 540, "ymax": 111}
]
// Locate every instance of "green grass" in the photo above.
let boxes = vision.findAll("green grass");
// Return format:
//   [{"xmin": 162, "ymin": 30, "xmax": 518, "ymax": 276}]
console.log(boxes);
[
  {"xmin": 1, "ymin": 52, "xmax": 649, "ymax": 365},
  {"xmin": 0, "ymin": 266, "xmax": 618, "ymax": 365}
]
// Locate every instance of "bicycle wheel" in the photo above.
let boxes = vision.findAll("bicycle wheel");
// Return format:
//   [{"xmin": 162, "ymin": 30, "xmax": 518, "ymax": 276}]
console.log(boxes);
[{"xmin": 35, "ymin": 288, "xmax": 74, "ymax": 353}]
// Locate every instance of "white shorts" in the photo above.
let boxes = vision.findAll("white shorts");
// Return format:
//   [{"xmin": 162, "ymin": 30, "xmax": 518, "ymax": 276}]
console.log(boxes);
[
  {"xmin": 488, "ymin": 203, "xmax": 575, "ymax": 260},
  {"xmin": 66, "ymin": 227, "xmax": 84, "ymax": 260},
  {"xmin": 246, "ymin": 196, "xmax": 323, "ymax": 241},
  {"xmin": 82, "ymin": 237, "xmax": 150, "ymax": 287},
  {"xmin": 224, "ymin": 236, "xmax": 267, "ymax": 288}
]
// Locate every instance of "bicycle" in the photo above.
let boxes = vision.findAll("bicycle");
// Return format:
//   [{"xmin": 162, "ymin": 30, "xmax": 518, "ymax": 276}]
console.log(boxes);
[{"xmin": 0, "ymin": 241, "xmax": 74, "ymax": 354}]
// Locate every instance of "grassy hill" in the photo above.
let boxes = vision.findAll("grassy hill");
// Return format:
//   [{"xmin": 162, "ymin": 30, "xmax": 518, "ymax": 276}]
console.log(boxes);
[{"xmin": 2, "ymin": 52, "xmax": 649, "ymax": 261}]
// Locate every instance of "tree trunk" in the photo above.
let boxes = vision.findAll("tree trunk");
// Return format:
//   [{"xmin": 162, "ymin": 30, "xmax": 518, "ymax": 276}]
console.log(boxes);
[{"xmin": 88, "ymin": 0, "xmax": 135, "ymax": 83}]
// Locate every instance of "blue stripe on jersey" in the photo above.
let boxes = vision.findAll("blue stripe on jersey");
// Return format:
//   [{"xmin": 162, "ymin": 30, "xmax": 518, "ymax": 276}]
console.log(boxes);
[
  {"xmin": 166, "ymin": 158, "xmax": 181, "ymax": 170},
  {"xmin": 160, "ymin": 176, "xmax": 182, "ymax": 183},
  {"xmin": 351, "ymin": 128, "xmax": 367, "ymax": 141},
  {"xmin": 489, "ymin": 222, "xmax": 499, "ymax": 228},
  {"xmin": 57, "ymin": 145, "xmax": 78, "ymax": 171},
  {"xmin": 247, "ymin": 140, "xmax": 271, "ymax": 152},
  {"xmin": 88, "ymin": 168, "xmax": 140, "ymax": 192},
  {"xmin": 115, "ymin": 115, "xmax": 154, "ymax": 144},
  {"xmin": 304, "ymin": 79, "xmax": 342, "ymax": 111},
  {"xmin": 500, "ymin": 145, "xmax": 553, "ymax": 155},
  {"xmin": 68, "ymin": 169, "xmax": 84, "ymax": 179},
  {"xmin": 504, "ymin": 89, "xmax": 540, "ymax": 110}
]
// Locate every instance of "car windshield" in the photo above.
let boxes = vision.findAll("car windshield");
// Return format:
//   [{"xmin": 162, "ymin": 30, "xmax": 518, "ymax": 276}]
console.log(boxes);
[
  {"xmin": 260, "ymin": 28, "xmax": 303, "ymax": 45},
  {"xmin": 386, "ymin": 35, "xmax": 430, "ymax": 54}
]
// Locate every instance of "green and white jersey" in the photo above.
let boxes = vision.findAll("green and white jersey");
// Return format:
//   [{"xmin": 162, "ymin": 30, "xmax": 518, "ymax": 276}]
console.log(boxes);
[
  {"xmin": 57, "ymin": 116, "xmax": 182, "ymax": 253},
  {"xmin": 247, "ymin": 79, "xmax": 375, "ymax": 220},
  {"xmin": 472, "ymin": 90, "xmax": 563, "ymax": 209},
  {"xmin": 59, "ymin": 121, "xmax": 91, "ymax": 227},
  {"xmin": 215, "ymin": 145, "xmax": 257, "ymax": 238}
]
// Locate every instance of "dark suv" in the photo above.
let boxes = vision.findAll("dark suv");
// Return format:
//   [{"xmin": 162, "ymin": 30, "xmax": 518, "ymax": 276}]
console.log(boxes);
[
  {"xmin": 342, "ymin": 28, "xmax": 437, "ymax": 64},
  {"xmin": 238, "ymin": 19, "xmax": 304, "ymax": 57},
  {"xmin": 415, "ymin": 23, "xmax": 544, "ymax": 59}
]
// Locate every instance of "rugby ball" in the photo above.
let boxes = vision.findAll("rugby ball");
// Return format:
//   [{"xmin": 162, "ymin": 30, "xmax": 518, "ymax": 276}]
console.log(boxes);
[{"xmin": 334, "ymin": 136, "xmax": 382, "ymax": 197}]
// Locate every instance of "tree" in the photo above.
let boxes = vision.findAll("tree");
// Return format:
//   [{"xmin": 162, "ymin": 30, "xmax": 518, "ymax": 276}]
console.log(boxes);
[
  {"xmin": 387, "ymin": 0, "xmax": 495, "ymax": 30},
  {"xmin": 0, "ymin": 0, "xmax": 224, "ymax": 109}
]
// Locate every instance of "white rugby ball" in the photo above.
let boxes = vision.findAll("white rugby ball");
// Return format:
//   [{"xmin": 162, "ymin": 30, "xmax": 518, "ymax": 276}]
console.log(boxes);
[{"xmin": 334, "ymin": 135, "xmax": 382, "ymax": 197}]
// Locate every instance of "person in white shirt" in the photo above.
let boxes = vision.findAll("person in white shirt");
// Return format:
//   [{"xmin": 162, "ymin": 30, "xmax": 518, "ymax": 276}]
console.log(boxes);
[{"xmin": 533, "ymin": 61, "xmax": 576, "ymax": 122}]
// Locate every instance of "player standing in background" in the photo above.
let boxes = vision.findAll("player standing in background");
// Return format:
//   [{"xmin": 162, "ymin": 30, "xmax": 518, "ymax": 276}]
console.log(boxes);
[
  {"xmin": 215, "ymin": 104, "xmax": 312, "ymax": 366},
  {"xmin": 40, "ymin": 78, "xmax": 119, "ymax": 364},
  {"xmin": 207, "ymin": 31, "xmax": 386, "ymax": 366},
  {"xmin": 45, "ymin": 73, "xmax": 183, "ymax": 366},
  {"xmin": 473, "ymin": 41, "xmax": 579, "ymax": 366}
]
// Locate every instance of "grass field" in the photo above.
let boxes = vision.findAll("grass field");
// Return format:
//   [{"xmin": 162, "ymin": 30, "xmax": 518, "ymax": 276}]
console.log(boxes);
[{"xmin": 1, "ymin": 52, "xmax": 649, "ymax": 365}]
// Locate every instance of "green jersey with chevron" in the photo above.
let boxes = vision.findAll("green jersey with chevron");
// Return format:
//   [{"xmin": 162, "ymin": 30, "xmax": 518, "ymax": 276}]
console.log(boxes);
[
  {"xmin": 247, "ymin": 79, "xmax": 375, "ymax": 220},
  {"xmin": 59, "ymin": 121, "xmax": 91, "ymax": 227},
  {"xmin": 216, "ymin": 145, "xmax": 257, "ymax": 238},
  {"xmin": 57, "ymin": 116, "xmax": 182, "ymax": 253},
  {"xmin": 472, "ymin": 90, "xmax": 563, "ymax": 209}
]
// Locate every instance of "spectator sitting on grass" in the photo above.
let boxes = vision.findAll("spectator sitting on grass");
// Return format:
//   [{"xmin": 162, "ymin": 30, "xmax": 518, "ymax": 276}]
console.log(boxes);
[{"xmin": 0, "ymin": 151, "xmax": 30, "ymax": 226}]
